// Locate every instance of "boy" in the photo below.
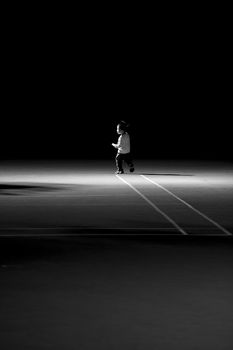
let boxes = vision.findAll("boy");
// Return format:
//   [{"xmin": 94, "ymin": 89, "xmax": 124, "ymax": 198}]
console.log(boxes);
[{"xmin": 111, "ymin": 121, "xmax": 135, "ymax": 174}]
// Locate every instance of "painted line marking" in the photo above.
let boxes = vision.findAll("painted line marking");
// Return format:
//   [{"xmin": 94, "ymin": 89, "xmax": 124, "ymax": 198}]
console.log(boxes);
[
  {"xmin": 0, "ymin": 233, "xmax": 230, "ymax": 238},
  {"xmin": 116, "ymin": 175, "xmax": 187, "ymax": 235},
  {"xmin": 0, "ymin": 227, "xmax": 177, "ymax": 231},
  {"xmin": 141, "ymin": 175, "xmax": 232, "ymax": 236},
  {"xmin": 0, "ymin": 233, "xmax": 179, "ymax": 238}
]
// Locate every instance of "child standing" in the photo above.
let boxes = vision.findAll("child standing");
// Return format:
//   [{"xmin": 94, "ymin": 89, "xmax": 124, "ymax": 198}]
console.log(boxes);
[{"xmin": 111, "ymin": 121, "xmax": 135, "ymax": 174}]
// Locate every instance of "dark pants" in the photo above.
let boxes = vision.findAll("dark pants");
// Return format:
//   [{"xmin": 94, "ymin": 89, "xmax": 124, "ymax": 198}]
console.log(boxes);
[{"xmin": 115, "ymin": 152, "xmax": 134, "ymax": 172}]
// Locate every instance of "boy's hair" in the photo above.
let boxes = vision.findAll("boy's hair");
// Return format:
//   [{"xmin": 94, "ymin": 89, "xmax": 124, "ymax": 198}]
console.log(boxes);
[{"xmin": 118, "ymin": 120, "xmax": 130, "ymax": 132}]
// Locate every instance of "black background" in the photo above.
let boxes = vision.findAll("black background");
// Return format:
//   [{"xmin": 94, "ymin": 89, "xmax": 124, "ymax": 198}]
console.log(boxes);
[{"xmin": 1, "ymin": 7, "xmax": 231, "ymax": 161}]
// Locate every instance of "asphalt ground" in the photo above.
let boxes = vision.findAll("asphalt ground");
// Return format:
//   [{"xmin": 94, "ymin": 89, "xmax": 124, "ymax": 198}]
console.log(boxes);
[
  {"xmin": 0, "ymin": 160, "xmax": 232, "ymax": 236},
  {"xmin": 0, "ymin": 160, "xmax": 233, "ymax": 349},
  {"xmin": 0, "ymin": 236, "xmax": 233, "ymax": 350}
]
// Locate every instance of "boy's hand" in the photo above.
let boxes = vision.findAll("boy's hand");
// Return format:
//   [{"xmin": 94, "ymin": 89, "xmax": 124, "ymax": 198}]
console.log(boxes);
[{"xmin": 111, "ymin": 143, "xmax": 116, "ymax": 148}]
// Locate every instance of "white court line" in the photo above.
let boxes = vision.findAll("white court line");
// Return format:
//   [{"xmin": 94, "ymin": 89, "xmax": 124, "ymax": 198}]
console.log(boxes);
[
  {"xmin": 141, "ymin": 175, "xmax": 232, "ymax": 236},
  {"xmin": 0, "ymin": 228, "xmax": 179, "ymax": 238},
  {"xmin": 0, "ymin": 233, "xmax": 228, "ymax": 238},
  {"xmin": 116, "ymin": 175, "xmax": 188, "ymax": 235},
  {"xmin": 0, "ymin": 227, "xmax": 229, "ymax": 238},
  {"xmin": 0, "ymin": 227, "xmax": 178, "ymax": 231}
]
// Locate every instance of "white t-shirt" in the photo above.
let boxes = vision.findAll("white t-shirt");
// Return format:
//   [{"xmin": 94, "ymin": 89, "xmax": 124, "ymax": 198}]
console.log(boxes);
[{"xmin": 116, "ymin": 132, "xmax": 130, "ymax": 154}]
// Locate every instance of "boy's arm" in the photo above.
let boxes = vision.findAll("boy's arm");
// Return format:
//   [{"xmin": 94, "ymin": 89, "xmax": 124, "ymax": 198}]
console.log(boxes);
[{"xmin": 112, "ymin": 135, "xmax": 122, "ymax": 148}]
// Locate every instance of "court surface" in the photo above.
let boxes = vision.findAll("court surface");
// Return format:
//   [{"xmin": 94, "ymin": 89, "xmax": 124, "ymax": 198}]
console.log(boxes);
[
  {"xmin": 0, "ymin": 160, "xmax": 233, "ymax": 349},
  {"xmin": 0, "ymin": 160, "xmax": 232, "ymax": 237}
]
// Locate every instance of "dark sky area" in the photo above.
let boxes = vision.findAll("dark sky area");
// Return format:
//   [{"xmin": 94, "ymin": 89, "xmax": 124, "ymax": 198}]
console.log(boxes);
[{"xmin": 1, "ymin": 10, "xmax": 231, "ymax": 161}]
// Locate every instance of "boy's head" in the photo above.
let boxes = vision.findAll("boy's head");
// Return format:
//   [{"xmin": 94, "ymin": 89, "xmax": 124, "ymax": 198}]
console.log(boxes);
[
  {"xmin": 117, "ymin": 120, "xmax": 129, "ymax": 134},
  {"xmin": 117, "ymin": 124, "xmax": 124, "ymax": 134}
]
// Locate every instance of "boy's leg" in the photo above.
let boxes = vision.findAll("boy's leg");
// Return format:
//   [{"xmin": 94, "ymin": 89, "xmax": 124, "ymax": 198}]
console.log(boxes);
[
  {"xmin": 125, "ymin": 153, "xmax": 135, "ymax": 172},
  {"xmin": 115, "ymin": 153, "xmax": 124, "ymax": 173}
]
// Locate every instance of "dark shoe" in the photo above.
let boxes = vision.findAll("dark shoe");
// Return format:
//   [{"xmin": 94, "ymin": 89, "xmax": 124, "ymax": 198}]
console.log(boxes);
[
  {"xmin": 115, "ymin": 170, "xmax": 124, "ymax": 174},
  {"xmin": 129, "ymin": 167, "xmax": 135, "ymax": 173}
]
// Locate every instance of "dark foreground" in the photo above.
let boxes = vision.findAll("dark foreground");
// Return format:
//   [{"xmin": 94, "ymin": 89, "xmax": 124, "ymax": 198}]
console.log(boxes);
[{"xmin": 0, "ymin": 236, "xmax": 233, "ymax": 350}]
